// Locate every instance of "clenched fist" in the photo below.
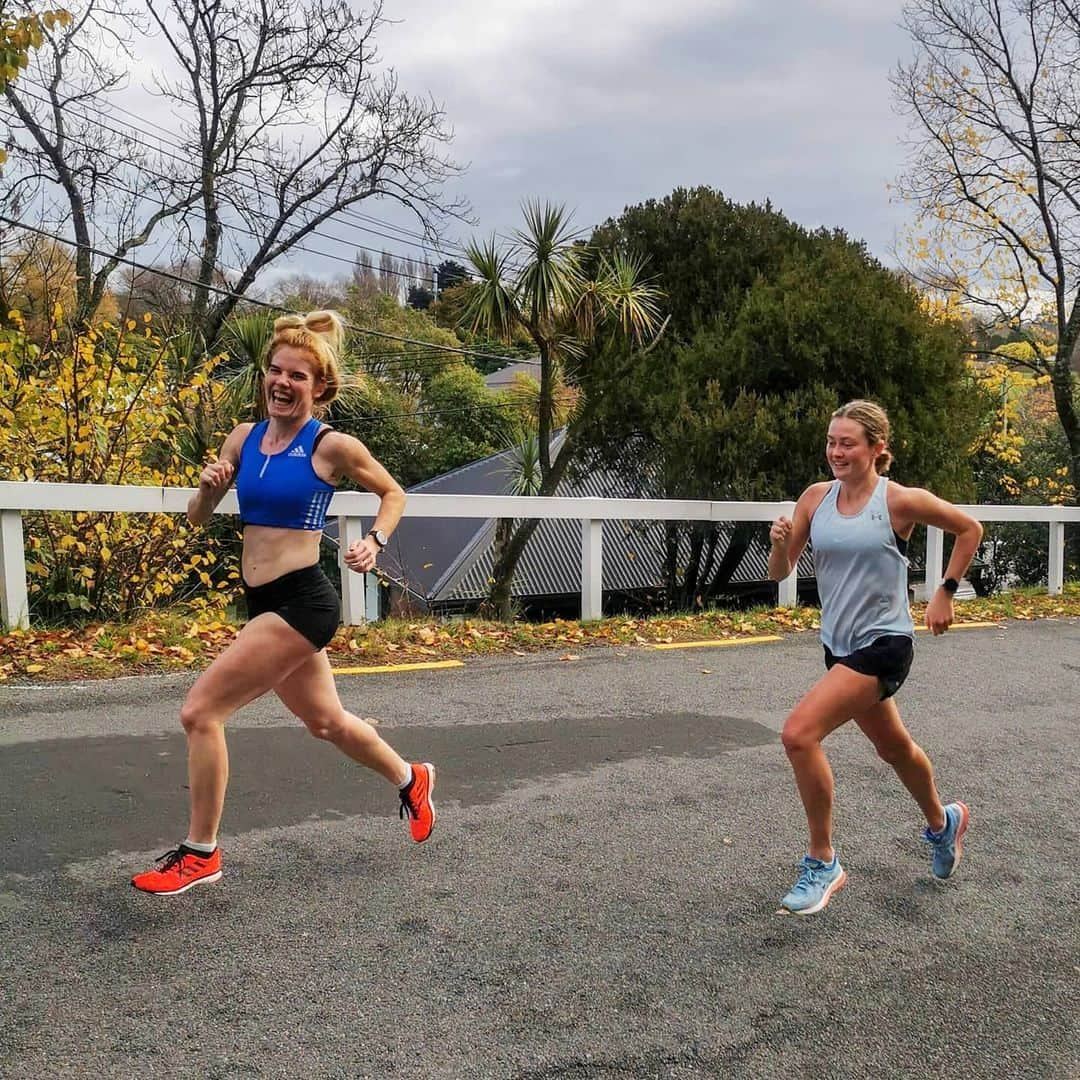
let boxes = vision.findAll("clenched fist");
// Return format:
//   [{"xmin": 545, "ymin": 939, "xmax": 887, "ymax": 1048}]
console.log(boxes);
[
  {"xmin": 344, "ymin": 536, "xmax": 379, "ymax": 574},
  {"xmin": 770, "ymin": 515, "xmax": 793, "ymax": 548},
  {"xmin": 199, "ymin": 459, "xmax": 234, "ymax": 494}
]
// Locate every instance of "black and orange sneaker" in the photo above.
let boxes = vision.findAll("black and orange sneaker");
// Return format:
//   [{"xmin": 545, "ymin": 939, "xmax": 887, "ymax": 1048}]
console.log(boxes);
[
  {"xmin": 131, "ymin": 845, "xmax": 222, "ymax": 895},
  {"xmin": 399, "ymin": 762, "xmax": 436, "ymax": 842}
]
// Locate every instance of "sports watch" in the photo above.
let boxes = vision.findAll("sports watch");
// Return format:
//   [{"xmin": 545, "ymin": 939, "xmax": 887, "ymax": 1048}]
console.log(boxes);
[
  {"xmin": 367, "ymin": 528, "xmax": 388, "ymax": 549},
  {"xmin": 941, "ymin": 577, "xmax": 959, "ymax": 595}
]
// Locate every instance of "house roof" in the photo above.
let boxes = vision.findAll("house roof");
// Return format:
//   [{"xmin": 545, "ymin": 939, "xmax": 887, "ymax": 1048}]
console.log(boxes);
[
  {"xmin": 482, "ymin": 360, "xmax": 541, "ymax": 391},
  {"xmin": 375, "ymin": 440, "xmax": 815, "ymax": 607}
]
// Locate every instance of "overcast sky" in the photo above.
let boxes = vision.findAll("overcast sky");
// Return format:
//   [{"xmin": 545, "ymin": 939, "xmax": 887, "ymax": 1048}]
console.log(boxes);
[{"xmin": 378, "ymin": 0, "xmax": 918, "ymax": 264}]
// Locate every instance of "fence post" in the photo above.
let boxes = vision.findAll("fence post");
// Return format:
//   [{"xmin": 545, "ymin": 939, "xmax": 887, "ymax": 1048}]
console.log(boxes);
[
  {"xmin": 365, "ymin": 569, "xmax": 381, "ymax": 621},
  {"xmin": 581, "ymin": 518, "xmax": 603, "ymax": 620},
  {"xmin": 0, "ymin": 510, "xmax": 29, "ymax": 630},
  {"xmin": 338, "ymin": 515, "xmax": 369, "ymax": 626},
  {"xmin": 1048, "ymin": 521, "xmax": 1065, "ymax": 596},
  {"xmin": 778, "ymin": 568, "xmax": 798, "ymax": 608},
  {"xmin": 916, "ymin": 525, "xmax": 946, "ymax": 601}
]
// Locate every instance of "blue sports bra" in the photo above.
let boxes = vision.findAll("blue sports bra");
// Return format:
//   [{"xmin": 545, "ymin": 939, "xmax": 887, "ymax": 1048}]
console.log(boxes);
[{"xmin": 235, "ymin": 418, "xmax": 335, "ymax": 531}]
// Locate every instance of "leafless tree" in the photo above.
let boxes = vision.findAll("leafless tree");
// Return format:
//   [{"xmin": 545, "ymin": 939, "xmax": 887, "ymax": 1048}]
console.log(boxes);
[
  {"xmin": 149, "ymin": 0, "xmax": 463, "ymax": 349},
  {"xmin": 1, "ymin": 0, "xmax": 464, "ymax": 346},
  {"xmin": 1, "ymin": 0, "xmax": 200, "ymax": 327},
  {"xmin": 894, "ymin": 0, "xmax": 1080, "ymax": 487}
]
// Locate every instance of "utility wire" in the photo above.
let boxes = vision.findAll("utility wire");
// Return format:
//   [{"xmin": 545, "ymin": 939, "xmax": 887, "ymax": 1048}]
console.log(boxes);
[
  {"xmin": 6, "ymin": 78, "xmax": 509, "ymax": 273},
  {"xmin": 0, "ymin": 214, "xmax": 530, "ymax": 366},
  {"xmin": 1, "ymin": 214, "xmax": 559, "ymax": 431},
  {"xmin": 3, "ymin": 97, "xmax": 452, "ymax": 286}
]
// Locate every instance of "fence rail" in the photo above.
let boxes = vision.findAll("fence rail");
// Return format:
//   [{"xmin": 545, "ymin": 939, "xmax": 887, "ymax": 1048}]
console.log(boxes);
[{"xmin": 1, "ymin": 481, "xmax": 1078, "ymax": 629}]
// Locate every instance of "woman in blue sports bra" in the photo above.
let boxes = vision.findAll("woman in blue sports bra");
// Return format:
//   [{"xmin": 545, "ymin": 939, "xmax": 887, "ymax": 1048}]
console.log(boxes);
[
  {"xmin": 767, "ymin": 400, "xmax": 983, "ymax": 916},
  {"xmin": 133, "ymin": 310, "xmax": 436, "ymax": 895}
]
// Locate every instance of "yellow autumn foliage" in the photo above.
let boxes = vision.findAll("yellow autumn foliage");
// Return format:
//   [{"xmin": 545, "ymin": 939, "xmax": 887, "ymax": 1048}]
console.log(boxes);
[{"xmin": 0, "ymin": 314, "xmax": 238, "ymax": 620}]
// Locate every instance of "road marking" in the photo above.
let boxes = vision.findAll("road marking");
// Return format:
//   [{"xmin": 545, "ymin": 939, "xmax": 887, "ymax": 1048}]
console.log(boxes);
[
  {"xmin": 651, "ymin": 635, "xmax": 782, "ymax": 651},
  {"xmin": 915, "ymin": 621, "xmax": 1000, "ymax": 633},
  {"xmin": 330, "ymin": 659, "xmax": 465, "ymax": 675}
]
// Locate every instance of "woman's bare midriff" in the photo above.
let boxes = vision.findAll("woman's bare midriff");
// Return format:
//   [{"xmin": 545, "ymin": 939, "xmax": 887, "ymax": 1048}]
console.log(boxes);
[{"xmin": 241, "ymin": 525, "xmax": 324, "ymax": 587}]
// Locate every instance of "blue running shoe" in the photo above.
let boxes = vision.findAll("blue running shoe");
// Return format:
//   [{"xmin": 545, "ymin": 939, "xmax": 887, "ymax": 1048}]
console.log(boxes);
[
  {"xmin": 780, "ymin": 855, "xmax": 847, "ymax": 915},
  {"xmin": 923, "ymin": 801, "xmax": 970, "ymax": 879}
]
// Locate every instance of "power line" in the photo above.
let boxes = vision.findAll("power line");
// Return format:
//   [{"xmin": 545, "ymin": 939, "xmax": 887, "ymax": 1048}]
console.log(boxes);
[
  {"xmin": 0, "ymin": 214, "xmax": 529, "ymax": 367},
  {"xmin": 3, "ymin": 95, "xmax": 451, "ymax": 287},
  {"xmin": 7, "ymin": 78, "xmax": 489, "ymax": 271}
]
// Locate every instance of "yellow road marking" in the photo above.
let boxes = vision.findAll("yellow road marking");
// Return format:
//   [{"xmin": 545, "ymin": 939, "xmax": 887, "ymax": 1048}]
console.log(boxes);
[
  {"xmin": 331, "ymin": 659, "xmax": 465, "ymax": 675},
  {"xmin": 651, "ymin": 635, "xmax": 782, "ymax": 651},
  {"xmin": 915, "ymin": 621, "xmax": 1000, "ymax": 633}
]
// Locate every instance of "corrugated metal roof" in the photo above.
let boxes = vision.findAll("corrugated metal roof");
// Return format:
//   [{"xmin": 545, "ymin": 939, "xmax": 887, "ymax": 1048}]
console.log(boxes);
[
  {"xmin": 383, "ymin": 438, "xmax": 814, "ymax": 606},
  {"xmin": 446, "ymin": 516, "xmax": 815, "ymax": 603}
]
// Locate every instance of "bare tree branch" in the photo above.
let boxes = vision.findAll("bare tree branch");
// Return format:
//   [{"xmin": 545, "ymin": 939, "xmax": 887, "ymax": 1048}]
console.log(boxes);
[{"xmin": 895, "ymin": 0, "xmax": 1080, "ymax": 493}]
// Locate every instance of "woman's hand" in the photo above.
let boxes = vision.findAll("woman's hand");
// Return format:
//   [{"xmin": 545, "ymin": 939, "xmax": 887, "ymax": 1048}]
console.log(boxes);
[
  {"xmin": 770, "ymin": 515, "xmax": 793, "ymax": 549},
  {"xmin": 925, "ymin": 589, "xmax": 955, "ymax": 635},
  {"xmin": 344, "ymin": 536, "xmax": 379, "ymax": 574},
  {"xmin": 198, "ymin": 459, "xmax": 234, "ymax": 496}
]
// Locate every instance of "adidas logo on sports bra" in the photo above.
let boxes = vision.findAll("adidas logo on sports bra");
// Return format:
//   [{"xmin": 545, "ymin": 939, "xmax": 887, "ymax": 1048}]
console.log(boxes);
[{"xmin": 287, "ymin": 446, "xmax": 307, "ymax": 458}]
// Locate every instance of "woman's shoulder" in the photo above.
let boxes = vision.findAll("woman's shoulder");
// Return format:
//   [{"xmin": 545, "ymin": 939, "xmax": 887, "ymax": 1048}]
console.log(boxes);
[
  {"xmin": 799, "ymin": 480, "xmax": 834, "ymax": 513},
  {"xmin": 883, "ymin": 478, "xmax": 920, "ymax": 509},
  {"xmin": 222, "ymin": 421, "xmax": 259, "ymax": 458}
]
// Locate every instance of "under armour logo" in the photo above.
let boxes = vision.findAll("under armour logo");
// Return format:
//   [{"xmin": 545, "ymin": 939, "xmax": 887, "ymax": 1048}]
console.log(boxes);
[{"xmin": 287, "ymin": 446, "xmax": 307, "ymax": 458}]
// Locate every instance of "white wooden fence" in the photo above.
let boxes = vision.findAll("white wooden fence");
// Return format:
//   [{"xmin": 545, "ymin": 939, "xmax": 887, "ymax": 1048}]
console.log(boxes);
[{"xmin": 1, "ymin": 481, "xmax": 1077, "ymax": 629}]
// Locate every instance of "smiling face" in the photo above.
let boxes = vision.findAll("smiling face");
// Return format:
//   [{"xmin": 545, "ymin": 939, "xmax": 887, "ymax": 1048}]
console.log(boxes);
[
  {"xmin": 264, "ymin": 344, "xmax": 326, "ymax": 421},
  {"xmin": 826, "ymin": 416, "xmax": 884, "ymax": 480}
]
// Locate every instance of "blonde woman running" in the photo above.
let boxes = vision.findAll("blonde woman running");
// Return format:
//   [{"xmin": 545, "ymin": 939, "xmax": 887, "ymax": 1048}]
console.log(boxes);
[
  {"xmin": 768, "ymin": 400, "xmax": 981, "ymax": 915},
  {"xmin": 133, "ymin": 311, "xmax": 435, "ymax": 896}
]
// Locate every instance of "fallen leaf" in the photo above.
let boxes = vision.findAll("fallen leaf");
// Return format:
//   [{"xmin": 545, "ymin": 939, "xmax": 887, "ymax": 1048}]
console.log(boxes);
[{"xmin": 559, "ymin": 654, "xmax": 581, "ymax": 662}]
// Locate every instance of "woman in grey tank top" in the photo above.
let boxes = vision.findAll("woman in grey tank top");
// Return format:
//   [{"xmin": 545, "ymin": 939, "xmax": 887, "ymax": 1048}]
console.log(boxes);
[{"xmin": 766, "ymin": 400, "xmax": 983, "ymax": 915}]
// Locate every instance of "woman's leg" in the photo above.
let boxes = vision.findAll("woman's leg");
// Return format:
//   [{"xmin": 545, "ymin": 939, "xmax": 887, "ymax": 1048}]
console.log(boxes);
[
  {"xmin": 781, "ymin": 664, "xmax": 884, "ymax": 861},
  {"xmin": 180, "ymin": 614, "xmax": 319, "ymax": 844},
  {"xmin": 855, "ymin": 699, "xmax": 946, "ymax": 832},
  {"xmin": 272, "ymin": 649, "xmax": 409, "ymax": 784}
]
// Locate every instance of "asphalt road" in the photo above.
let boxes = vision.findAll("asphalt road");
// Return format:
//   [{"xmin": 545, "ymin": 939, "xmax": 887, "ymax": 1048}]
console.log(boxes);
[{"xmin": 1, "ymin": 620, "xmax": 1077, "ymax": 1079}]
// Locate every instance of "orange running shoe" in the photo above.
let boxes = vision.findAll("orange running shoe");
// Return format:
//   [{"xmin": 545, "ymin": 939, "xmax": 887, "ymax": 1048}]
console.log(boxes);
[
  {"xmin": 399, "ymin": 762, "xmax": 436, "ymax": 842},
  {"xmin": 131, "ymin": 845, "xmax": 222, "ymax": 895}
]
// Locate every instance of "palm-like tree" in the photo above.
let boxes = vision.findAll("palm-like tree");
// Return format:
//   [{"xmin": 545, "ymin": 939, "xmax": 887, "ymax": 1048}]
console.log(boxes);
[{"xmin": 462, "ymin": 201, "xmax": 664, "ymax": 619}]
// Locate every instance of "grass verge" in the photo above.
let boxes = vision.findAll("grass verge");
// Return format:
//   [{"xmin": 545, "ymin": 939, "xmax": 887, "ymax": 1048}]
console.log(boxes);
[{"xmin": 3, "ymin": 585, "xmax": 1078, "ymax": 684}]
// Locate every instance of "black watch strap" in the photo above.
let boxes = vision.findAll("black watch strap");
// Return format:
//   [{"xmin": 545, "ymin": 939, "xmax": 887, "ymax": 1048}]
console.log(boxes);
[
  {"xmin": 941, "ymin": 577, "xmax": 959, "ymax": 595},
  {"xmin": 368, "ymin": 528, "xmax": 388, "ymax": 549}
]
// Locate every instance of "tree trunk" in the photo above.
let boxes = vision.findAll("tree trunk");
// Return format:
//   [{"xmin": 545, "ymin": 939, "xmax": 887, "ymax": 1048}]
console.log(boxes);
[
  {"xmin": 679, "ymin": 527, "xmax": 706, "ymax": 610},
  {"xmin": 486, "ymin": 419, "xmax": 584, "ymax": 621},
  {"xmin": 1055, "ymin": 291, "xmax": 1080, "ymax": 503},
  {"xmin": 702, "ymin": 524, "xmax": 755, "ymax": 606}
]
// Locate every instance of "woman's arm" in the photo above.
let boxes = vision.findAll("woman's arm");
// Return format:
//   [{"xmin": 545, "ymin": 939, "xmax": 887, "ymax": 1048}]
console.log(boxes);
[
  {"xmin": 890, "ymin": 485, "xmax": 983, "ymax": 635},
  {"xmin": 187, "ymin": 424, "xmax": 252, "ymax": 527},
  {"xmin": 320, "ymin": 432, "xmax": 406, "ymax": 574},
  {"xmin": 768, "ymin": 483, "xmax": 830, "ymax": 581}
]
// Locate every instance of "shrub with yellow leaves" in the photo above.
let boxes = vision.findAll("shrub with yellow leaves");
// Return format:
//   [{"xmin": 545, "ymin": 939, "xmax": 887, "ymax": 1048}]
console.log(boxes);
[
  {"xmin": 0, "ymin": 309, "xmax": 240, "ymax": 621},
  {"xmin": 968, "ymin": 354, "xmax": 1077, "ymax": 592}
]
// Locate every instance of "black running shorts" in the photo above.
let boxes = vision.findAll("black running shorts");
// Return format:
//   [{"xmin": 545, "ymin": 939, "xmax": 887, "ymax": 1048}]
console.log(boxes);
[
  {"xmin": 824, "ymin": 634, "xmax": 915, "ymax": 700},
  {"xmin": 243, "ymin": 564, "xmax": 341, "ymax": 650}
]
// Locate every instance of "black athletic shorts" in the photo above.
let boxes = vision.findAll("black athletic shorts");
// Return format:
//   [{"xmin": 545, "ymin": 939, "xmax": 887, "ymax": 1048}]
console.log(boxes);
[
  {"xmin": 824, "ymin": 634, "xmax": 914, "ymax": 700},
  {"xmin": 243, "ymin": 564, "xmax": 340, "ymax": 650}
]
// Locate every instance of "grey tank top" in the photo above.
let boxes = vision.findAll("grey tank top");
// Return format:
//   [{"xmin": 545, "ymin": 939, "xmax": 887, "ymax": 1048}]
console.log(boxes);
[{"xmin": 809, "ymin": 476, "xmax": 914, "ymax": 656}]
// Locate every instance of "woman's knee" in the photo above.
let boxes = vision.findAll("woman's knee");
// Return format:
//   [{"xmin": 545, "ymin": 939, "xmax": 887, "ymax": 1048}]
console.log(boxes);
[
  {"xmin": 303, "ymin": 709, "xmax": 349, "ymax": 742},
  {"xmin": 781, "ymin": 714, "xmax": 819, "ymax": 756},
  {"xmin": 873, "ymin": 734, "xmax": 915, "ymax": 766},
  {"xmin": 180, "ymin": 696, "xmax": 220, "ymax": 736}
]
